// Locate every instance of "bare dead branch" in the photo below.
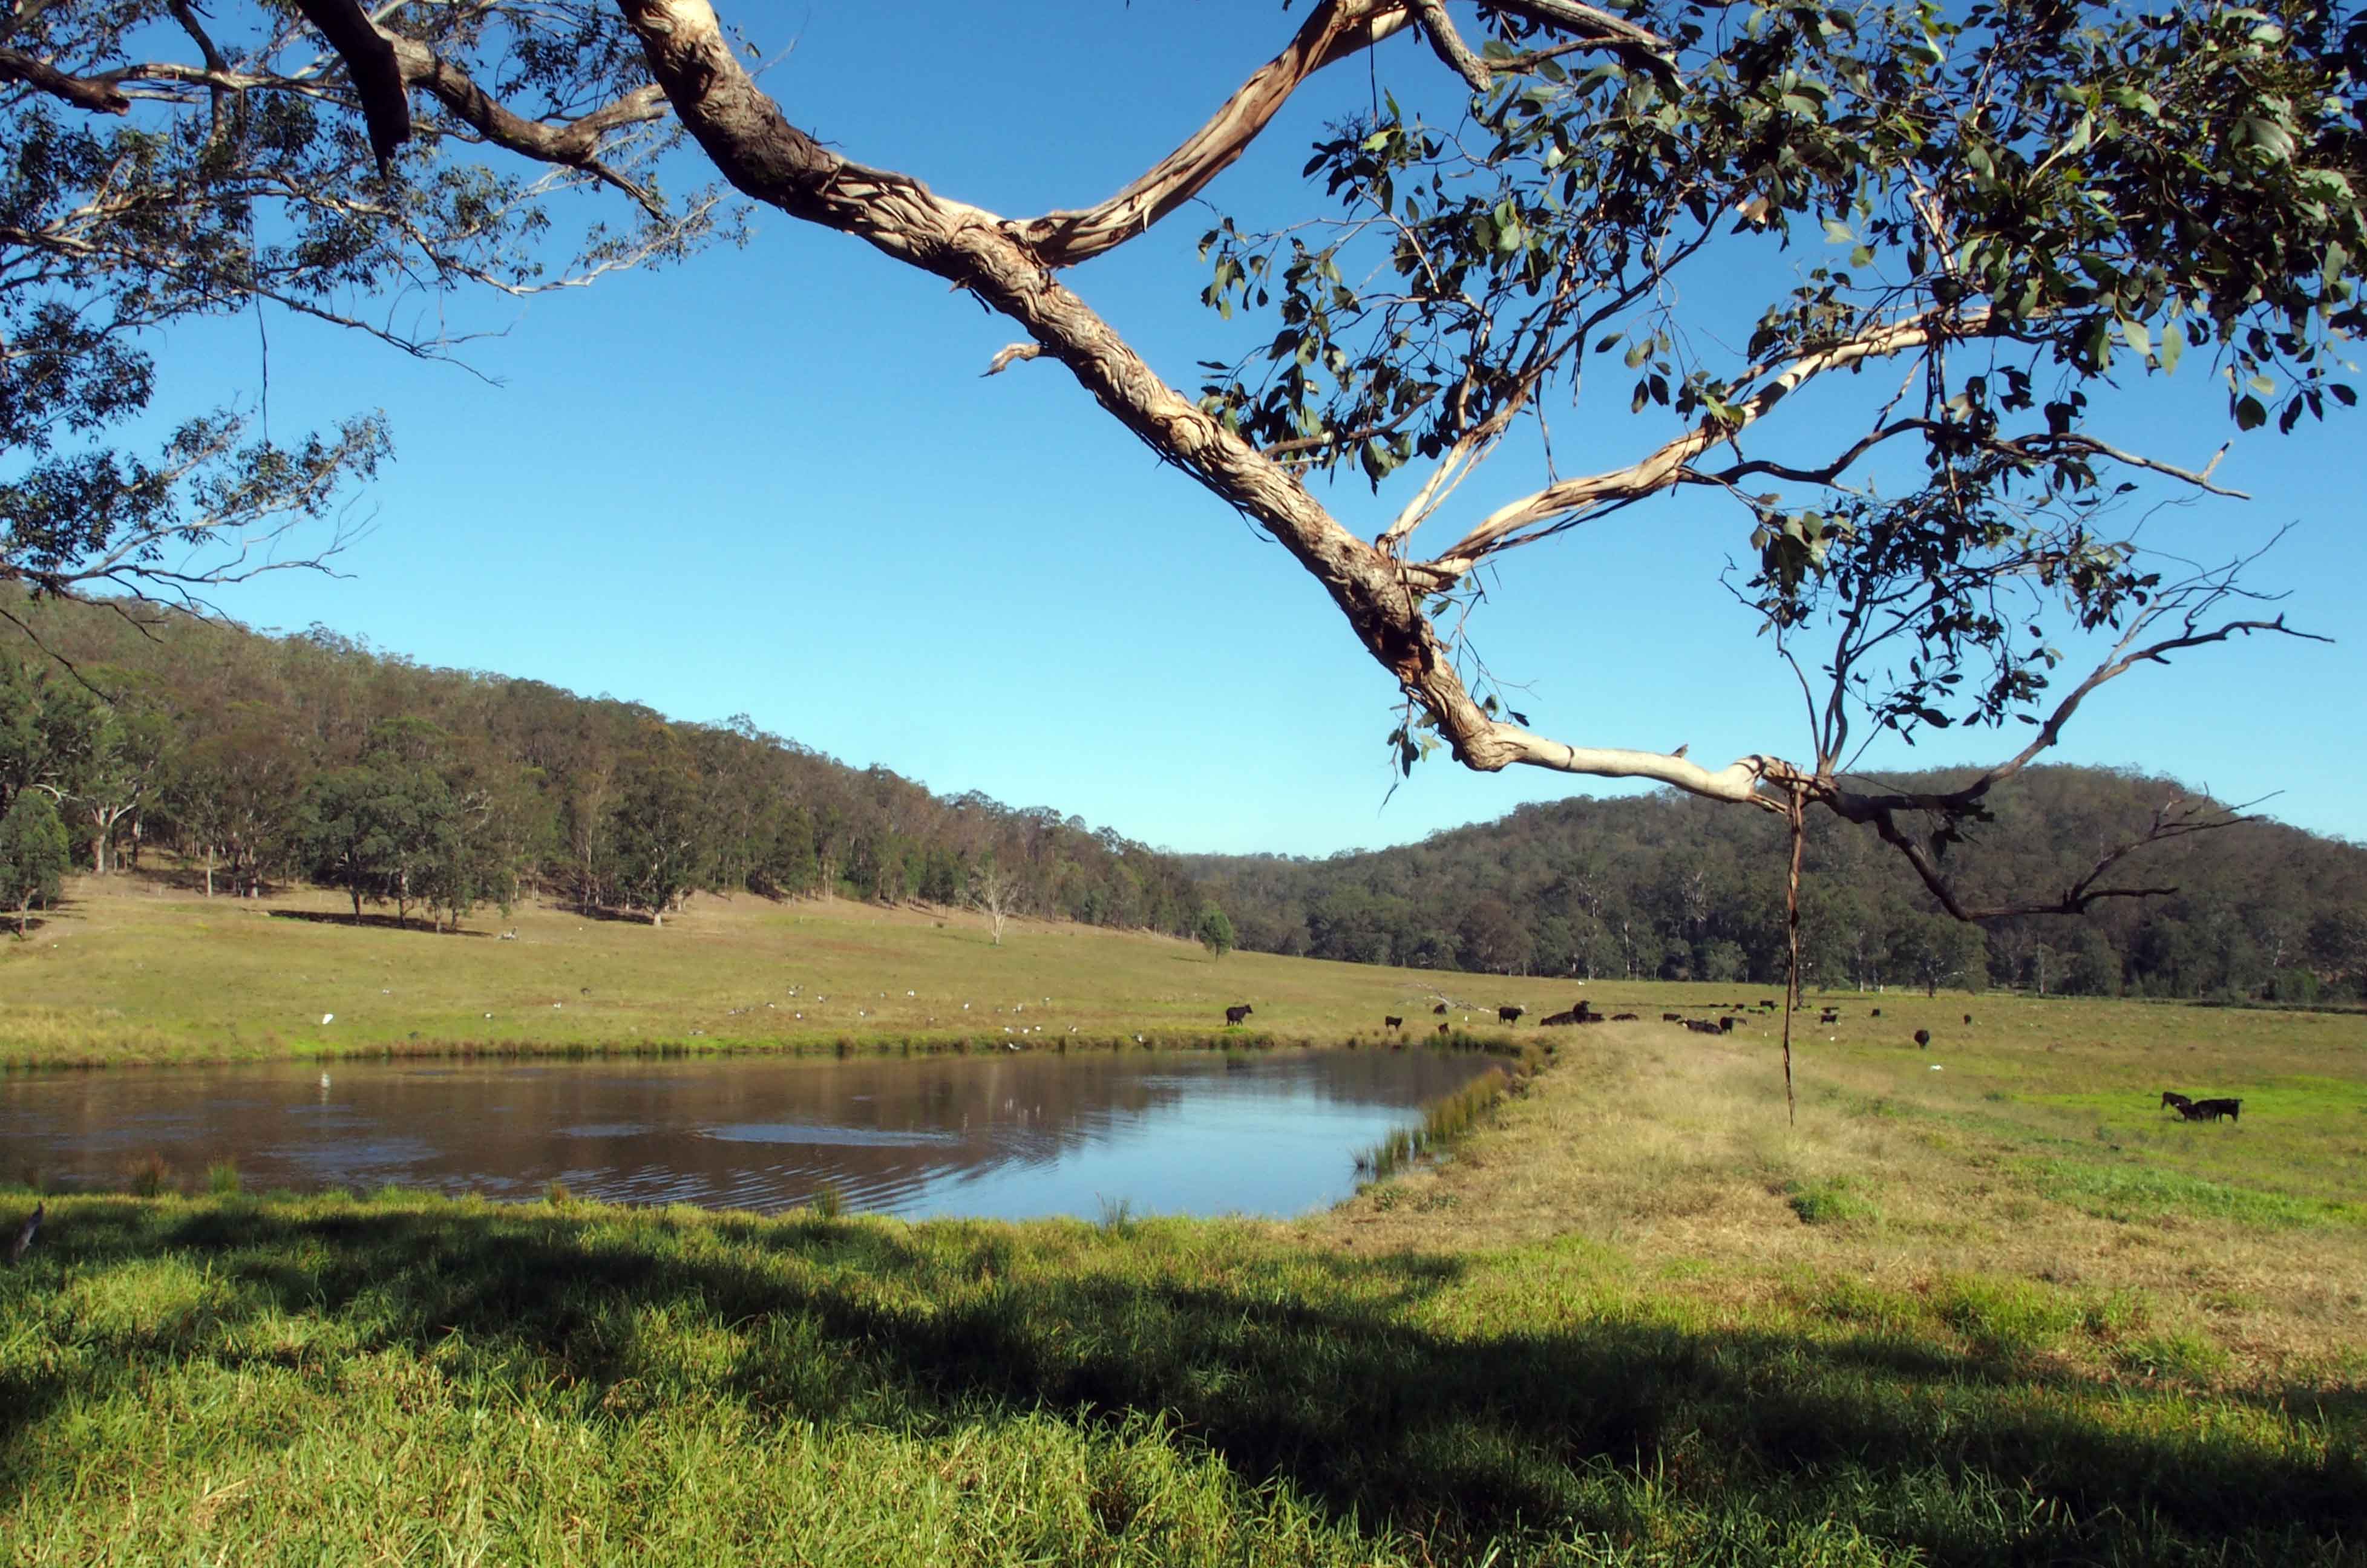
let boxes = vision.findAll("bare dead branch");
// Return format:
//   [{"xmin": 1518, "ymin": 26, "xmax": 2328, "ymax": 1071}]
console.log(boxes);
[
  {"xmin": 981, "ymin": 342, "xmax": 1042, "ymax": 377},
  {"xmin": 1850, "ymin": 788, "xmax": 2259, "ymax": 920},
  {"xmin": 1705, "ymin": 423, "xmax": 2250, "ymax": 500}
]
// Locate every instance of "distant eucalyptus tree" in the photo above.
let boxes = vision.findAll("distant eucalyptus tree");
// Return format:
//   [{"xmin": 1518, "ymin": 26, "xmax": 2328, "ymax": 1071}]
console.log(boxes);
[
  {"xmin": 0, "ymin": 789, "xmax": 69, "ymax": 934},
  {"xmin": 1197, "ymin": 905, "xmax": 1237, "ymax": 962}
]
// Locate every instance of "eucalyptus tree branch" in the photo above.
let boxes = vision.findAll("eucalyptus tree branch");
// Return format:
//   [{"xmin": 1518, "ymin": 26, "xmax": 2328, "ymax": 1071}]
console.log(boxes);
[
  {"xmin": 1008, "ymin": 0, "xmax": 1416, "ymax": 268},
  {"xmin": 1377, "ymin": 234, "xmax": 1717, "ymax": 554},
  {"xmin": 289, "ymin": 0, "xmax": 410, "ymax": 169},
  {"xmin": 9, "ymin": 32, "xmax": 672, "ymax": 210},
  {"xmin": 1412, "ymin": 0, "xmax": 1492, "ymax": 91},
  {"xmin": 1835, "ymin": 606, "xmax": 2323, "ymax": 817},
  {"xmin": 1004, "ymin": 0, "xmax": 1668, "ymax": 269},
  {"xmin": 607, "ymin": 0, "xmax": 1778, "ymax": 812},
  {"xmin": 1785, "ymin": 554, "xmax": 2328, "ymax": 916},
  {"xmin": 0, "ymin": 43, "xmax": 131, "ymax": 111},
  {"xmin": 1411, "ymin": 309, "xmax": 1999, "ymax": 587},
  {"xmin": 388, "ymin": 39, "xmax": 672, "ymax": 209},
  {"xmin": 1704, "ymin": 422, "xmax": 2250, "ymax": 501},
  {"xmin": 1845, "ymin": 789, "xmax": 2256, "ymax": 921},
  {"xmin": 3, "ymin": 419, "xmax": 387, "ymax": 606}
]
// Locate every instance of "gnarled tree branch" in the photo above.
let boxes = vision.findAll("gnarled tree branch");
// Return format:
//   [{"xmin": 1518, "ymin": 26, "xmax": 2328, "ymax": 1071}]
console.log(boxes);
[{"xmin": 1004, "ymin": 0, "xmax": 1669, "ymax": 269}]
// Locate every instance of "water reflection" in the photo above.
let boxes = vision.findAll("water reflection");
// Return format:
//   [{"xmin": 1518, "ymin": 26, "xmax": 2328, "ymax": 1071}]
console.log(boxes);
[{"xmin": 0, "ymin": 1048, "xmax": 1493, "ymax": 1219}]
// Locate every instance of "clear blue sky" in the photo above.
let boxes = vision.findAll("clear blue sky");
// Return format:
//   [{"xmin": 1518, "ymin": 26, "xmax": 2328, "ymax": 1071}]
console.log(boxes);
[{"xmin": 163, "ymin": 1, "xmax": 2365, "ymax": 855}]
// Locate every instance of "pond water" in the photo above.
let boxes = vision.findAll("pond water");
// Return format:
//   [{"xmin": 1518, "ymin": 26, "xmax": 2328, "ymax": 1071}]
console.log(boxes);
[{"xmin": 0, "ymin": 1047, "xmax": 1495, "ymax": 1220}]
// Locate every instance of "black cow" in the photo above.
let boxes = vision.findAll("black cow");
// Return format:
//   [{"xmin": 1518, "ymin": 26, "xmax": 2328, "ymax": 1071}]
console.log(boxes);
[
  {"xmin": 1498, "ymin": 1005, "xmax": 1526, "ymax": 1025},
  {"xmin": 1962, "ymin": 1013, "xmax": 1974, "ymax": 1025},
  {"xmin": 1611, "ymin": 1012, "xmax": 1639, "ymax": 1021},
  {"xmin": 1683, "ymin": 1018, "xmax": 1722, "ymax": 1035},
  {"xmin": 1383, "ymin": 1015, "xmax": 1403, "ymax": 1030},
  {"xmin": 2159, "ymin": 1091, "xmax": 2193, "ymax": 1114},
  {"xmin": 1662, "ymin": 1012, "xmax": 1683, "ymax": 1022},
  {"xmin": 1433, "ymin": 1002, "xmax": 1449, "ymax": 1015},
  {"xmin": 2189, "ymin": 1097, "xmax": 2243, "ymax": 1122},
  {"xmin": 1437, "ymin": 1022, "xmax": 1450, "ymax": 1035},
  {"xmin": 1718, "ymin": 1016, "xmax": 1739, "ymax": 1033},
  {"xmin": 1870, "ymin": 1008, "xmax": 1882, "ymax": 1018},
  {"xmin": 1540, "ymin": 1008, "xmax": 1578, "ymax": 1026},
  {"xmin": 1225, "ymin": 1003, "xmax": 1254, "ymax": 1025},
  {"xmin": 1913, "ymin": 1028, "xmax": 1931, "ymax": 1048}
]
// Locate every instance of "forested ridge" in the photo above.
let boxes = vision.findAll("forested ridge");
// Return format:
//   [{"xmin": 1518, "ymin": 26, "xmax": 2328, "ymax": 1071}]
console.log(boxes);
[
  {"xmin": 1186, "ymin": 774, "xmax": 2367, "ymax": 1002},
  {"xmin": 7, "ymin": 589, "xmax": 2364, "ymax": 1001},
  {"xmin": 0, "ymin": 592, "xmax": 1205, "ymax": 935}
]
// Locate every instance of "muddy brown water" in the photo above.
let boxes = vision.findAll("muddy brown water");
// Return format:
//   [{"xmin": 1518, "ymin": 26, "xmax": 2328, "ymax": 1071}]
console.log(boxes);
[{"xmin": 0, "ymin": 1047, "xmax": 1496, "ymax": 1219}]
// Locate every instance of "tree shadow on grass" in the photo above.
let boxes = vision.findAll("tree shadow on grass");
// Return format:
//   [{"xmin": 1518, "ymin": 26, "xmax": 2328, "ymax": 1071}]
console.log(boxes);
[
  {"xmin": 266, "ymin": 909, "xmax": 491, "ymax": 936},
  {"xmin": 4, "ymin": 1198, "xmax": 2362, "ymax": 1564}
]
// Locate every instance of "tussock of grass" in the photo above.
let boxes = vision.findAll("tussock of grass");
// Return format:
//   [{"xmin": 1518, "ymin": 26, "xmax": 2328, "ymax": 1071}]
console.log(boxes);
[
  {"xmin": 2032, "ymin": 1159, "xmax": 2361, "ymax": 1229},
  {"xmin": 1934, "ymin": 1275, "xmax": 2083, "ymax": 1358},
  {"xmin": 2117, "ymin": 1329, "xmax": 2236, "ymax": 1382},
  {"xmin": 1784, "ymin": 1175, "xmax": 1881, "ymax": 1227}
]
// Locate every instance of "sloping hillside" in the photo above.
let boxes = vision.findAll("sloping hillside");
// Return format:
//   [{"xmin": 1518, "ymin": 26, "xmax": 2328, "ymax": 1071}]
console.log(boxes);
[{"xmin": 1186, "ymin": 768, "xmax": 2367, "ymax": 999}]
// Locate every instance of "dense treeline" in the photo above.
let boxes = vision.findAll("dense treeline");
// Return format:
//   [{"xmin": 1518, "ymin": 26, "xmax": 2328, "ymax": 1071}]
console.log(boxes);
[
  {"xmin": 1187, "ymin": 771, "xmax": 2367, "ymax": 1002},
  {"xmin": 0, "ymin": 593, "xmax": 1205, "ymax": 935}
]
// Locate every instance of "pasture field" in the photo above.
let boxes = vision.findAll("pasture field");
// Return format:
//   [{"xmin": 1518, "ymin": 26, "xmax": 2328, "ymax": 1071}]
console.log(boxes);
[
  {"xmin": 4, "ymin": 864, "xmax": 2365, "ymax": 1563},
  {"xmin": 3, "ymin": 867, "xmax": 1519, "ymax": 1068}
]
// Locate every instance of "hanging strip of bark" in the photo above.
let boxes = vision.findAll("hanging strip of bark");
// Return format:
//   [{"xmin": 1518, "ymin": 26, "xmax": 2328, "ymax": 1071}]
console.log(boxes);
[{"xmin": 1780, "ymin": 782, "xmax": 1806, "ymax": 1126}]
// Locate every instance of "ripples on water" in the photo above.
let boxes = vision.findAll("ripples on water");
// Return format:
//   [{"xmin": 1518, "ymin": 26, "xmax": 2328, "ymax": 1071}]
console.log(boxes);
[{"xmin": 1, "ymin": 1048, "xmax": 1495, "ymax": 1220}]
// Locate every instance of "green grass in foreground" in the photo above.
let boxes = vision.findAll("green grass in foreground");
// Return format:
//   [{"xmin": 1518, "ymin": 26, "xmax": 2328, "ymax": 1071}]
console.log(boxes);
[{"xmin": 3, "ymin": 1188, "xmax": 2362, "ymax": 1568}]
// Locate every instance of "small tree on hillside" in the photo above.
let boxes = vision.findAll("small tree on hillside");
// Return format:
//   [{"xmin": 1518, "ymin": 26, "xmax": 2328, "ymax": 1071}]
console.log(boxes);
[
  {"xmin": 969, "ymin": 862, "xmax": 1018, "ymax": 946},
  {"xmin": 1197, "ymin": 904, "xmax": 1237, "ymax": 962},
  {"xmin": 0, "ymin": 791, "xmax": 70, "ymax": 935}
]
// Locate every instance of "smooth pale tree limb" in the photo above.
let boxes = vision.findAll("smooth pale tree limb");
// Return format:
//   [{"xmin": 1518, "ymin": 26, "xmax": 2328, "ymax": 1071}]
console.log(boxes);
[
  {"xmin": 1004, "ymin": 0, "xmax": 1668, "ymax": 268},
  {"xmin": 1416, "ymin": 310, "xmax": 1997, "ymax": 583},
  {"xmin": 1010, "ymin": 0, "xmax": 1418, "ymax": 268}
]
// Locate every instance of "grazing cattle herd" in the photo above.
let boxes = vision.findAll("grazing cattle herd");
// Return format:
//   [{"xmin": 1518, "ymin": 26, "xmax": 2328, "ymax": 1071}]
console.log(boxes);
[
  {"xmin": 1200, "ymin": 996, "xmax": 2257, "ymax": 1131},
  {"xmin": 1371, "ymin": 999, "xmax": 2254, "ymax": 1130}
]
